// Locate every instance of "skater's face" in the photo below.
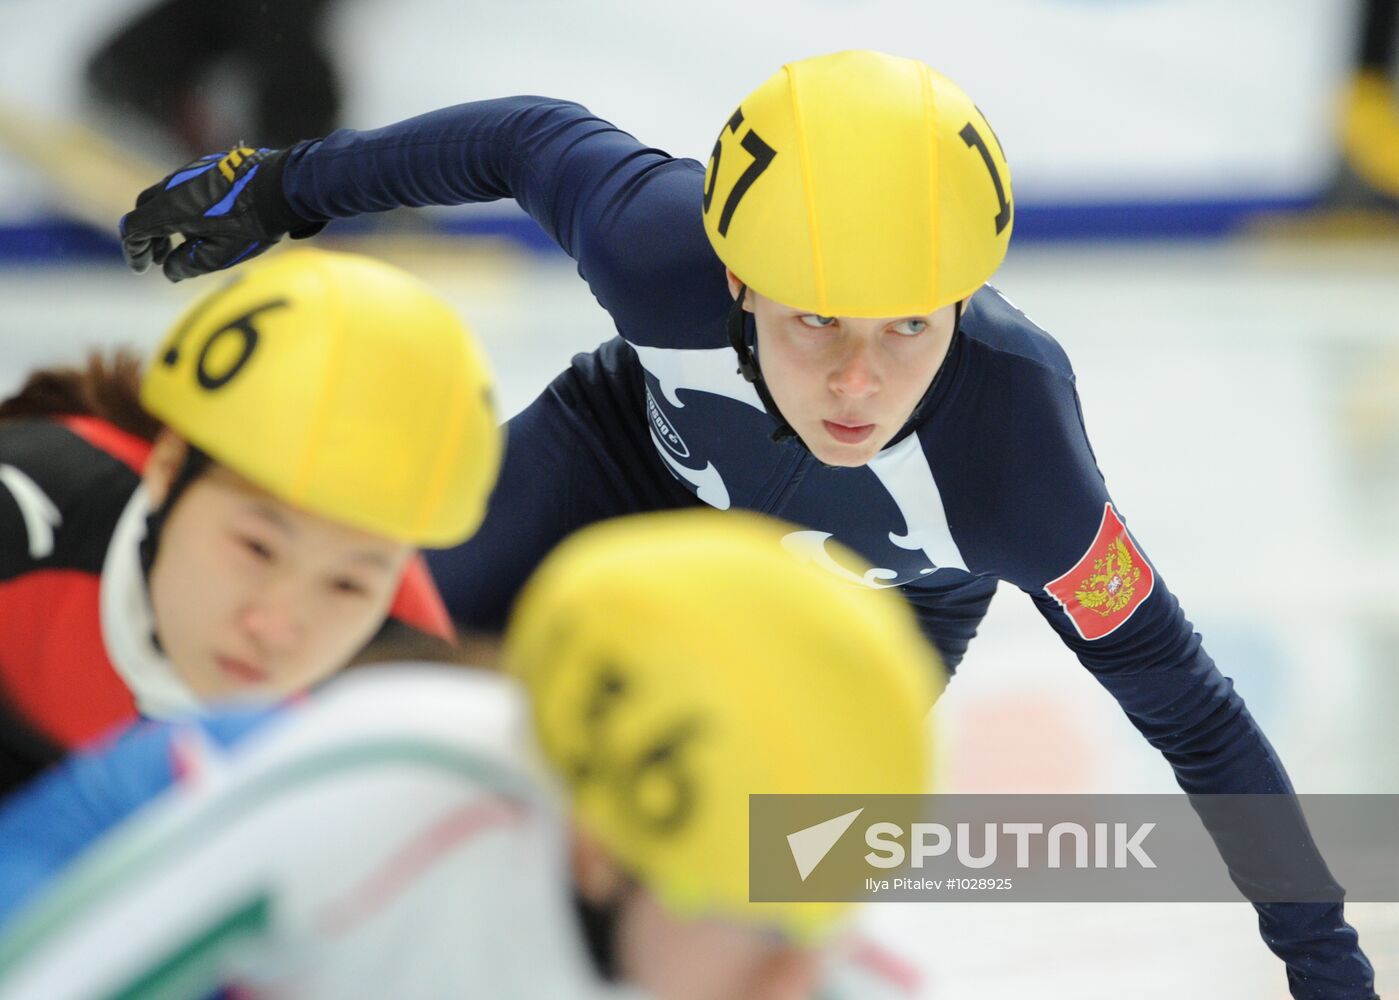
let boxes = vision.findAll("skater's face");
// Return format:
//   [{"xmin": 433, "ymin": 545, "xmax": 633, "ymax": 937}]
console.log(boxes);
[
  {"xmin": 572, "ymin": 832, "xmax": 826, "ymax": 1000},
  {"xmin": 143, "ymin": 433, "xmax": 412, "ymax": 702},
  {"xmin": 729, "ymin": 272, "xmax": 960, "ymax": 467}
]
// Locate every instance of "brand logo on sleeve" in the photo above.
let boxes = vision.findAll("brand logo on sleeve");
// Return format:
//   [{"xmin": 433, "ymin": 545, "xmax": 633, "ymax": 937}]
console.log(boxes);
[
  {"xmin": 218, "ymin": 145, "xmax": 257, "ymax": 182},
  {"xmin": 0, "ymin": 464, "xmax": 61, "ymax": 559},
  {"xmin": 646, "ymin": 385, "xmax": 690, "ymax": 459},
  {"xmin": 1044, "ymin": 502, "xmax": 1154, "ymax": 641}
]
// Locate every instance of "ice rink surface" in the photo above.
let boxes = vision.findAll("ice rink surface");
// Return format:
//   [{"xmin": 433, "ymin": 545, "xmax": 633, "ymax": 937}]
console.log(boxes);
[{"xmin": 2, "ymin": 232, "xmax": 1396, "ymax": 997}]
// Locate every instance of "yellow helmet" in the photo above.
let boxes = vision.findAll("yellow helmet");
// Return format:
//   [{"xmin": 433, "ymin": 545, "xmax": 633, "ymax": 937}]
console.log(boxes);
[
  {"xmin": 505, "ymin": 510, "xmax": 940, "ymax": 941},
  {"xmin": 141, "ymin": 249, "xmax": 501, "ymax": 546},
  {"xmin": 702, "ymin": 50, "xmax": 1013, "ymax": 318}
]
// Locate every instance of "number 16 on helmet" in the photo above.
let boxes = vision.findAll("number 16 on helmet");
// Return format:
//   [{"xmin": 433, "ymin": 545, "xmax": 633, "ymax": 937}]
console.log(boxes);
[{"xmin": 140, "ymin": 249, "xmax": 503, "ymax": 547}]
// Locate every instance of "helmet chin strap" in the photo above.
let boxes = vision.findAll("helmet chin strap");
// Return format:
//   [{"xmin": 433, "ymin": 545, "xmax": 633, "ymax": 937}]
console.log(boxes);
[
  {"xmin": 138, "ymin": 445, "xmax": 211, "ymax": 655},
  {"xmin": 138, "ymin": 445, "xmax": 211, "ymax": 585},
  {"xmin": 726, "ymin": 284, "xmax": 964, "ymax": 453},
  {"xmin": 900, "ymin": 298, "xmax": 964, "ymax": 434},
  {"xmin": 572, "ymin": 878, "xmax": 641, "ymax": 982},
  {"xmin": 727, "ymin": 285, "xmax": 799, "ymax": 444}
]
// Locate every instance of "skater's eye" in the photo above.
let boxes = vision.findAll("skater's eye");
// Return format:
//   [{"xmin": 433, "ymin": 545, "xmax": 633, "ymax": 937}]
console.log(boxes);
[
  {"xmin": 238, "ymin": 536, "xmax": 275, "ymax": 562},
  {"xmin": 329, "ymin": 576, "xmax": 370, "ymax": 597},
  {"xmin": 798, "ymin": 314, "xmax": 837, "ymax": 329},
  {"xmin": 890, "ymin": 318, "xmax": 928, "ymax": 336}
]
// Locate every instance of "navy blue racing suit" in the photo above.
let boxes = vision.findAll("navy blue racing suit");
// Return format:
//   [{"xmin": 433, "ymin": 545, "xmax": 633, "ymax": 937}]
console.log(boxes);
[{"xmin": 274, "ymin": 97, "xmax": 1375, "ymax": 998}]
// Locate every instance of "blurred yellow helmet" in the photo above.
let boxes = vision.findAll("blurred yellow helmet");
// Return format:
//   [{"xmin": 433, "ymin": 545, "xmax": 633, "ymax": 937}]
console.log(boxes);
[
  {"xmin": 140, "ymin": 249, "xmax": 501, "ymax": 546},
  {"xmin": 505, "ymin": 510, "xmax": 940, "ymax": 942},
  {"xmin": 702, "ymin": 49, "xmax": 1013, "ymax": 318}
]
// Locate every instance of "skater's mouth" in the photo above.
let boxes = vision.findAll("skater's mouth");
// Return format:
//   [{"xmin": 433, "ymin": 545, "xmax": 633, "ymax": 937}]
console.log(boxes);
[
  {"xmin": 216, "ymin": 654, "xmax": 270, "ymax": 685},
  {"xmin": 822, "ymin": 420, "xmax": 876, "ymax": 445}
]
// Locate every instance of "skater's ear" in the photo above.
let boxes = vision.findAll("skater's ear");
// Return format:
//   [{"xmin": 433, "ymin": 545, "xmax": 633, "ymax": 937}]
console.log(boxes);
[
  {"xmin": 569, "ymin": 827, "xmax": 629, "ymax": 904},
  {"xmin": 725, "ymin": 269, "xmax": 755, "ymax": 311},
  {"xmin": 142, "ymin": 430, "xmax": 189, "ymax": 507}
]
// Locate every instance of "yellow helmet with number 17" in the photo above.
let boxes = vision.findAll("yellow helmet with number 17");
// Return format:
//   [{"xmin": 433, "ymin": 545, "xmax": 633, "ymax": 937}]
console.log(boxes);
[{"xmin": 702, "ymin": 49, "xmax": 1013, "ymax": 318}]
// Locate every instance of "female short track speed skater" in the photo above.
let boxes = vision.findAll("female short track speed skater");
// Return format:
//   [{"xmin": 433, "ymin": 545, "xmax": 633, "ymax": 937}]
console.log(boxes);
[
  {"xmin": 117, "ymin": 50, "xmax": 1376, "ymax": 997},
  {"xmin": 0, "ymin": 511, "xmax": 934, "ymax": 1000},
  {"xmin": 0, "ymin": 249, "xmax": 500, "ymax": 794}
]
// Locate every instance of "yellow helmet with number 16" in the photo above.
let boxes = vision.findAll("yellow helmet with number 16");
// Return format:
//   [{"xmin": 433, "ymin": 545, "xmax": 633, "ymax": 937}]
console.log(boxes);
[
  {"xmin": 505, "ymin": 509, "xmax": 941, "ymax": 943},
  {"xmin": 140, "ymin": 248, "xmax": 502, "ymax": 546},
  {"xmin": 702, "ymin": 49, "xmax": 1013, "ymax": 318}
]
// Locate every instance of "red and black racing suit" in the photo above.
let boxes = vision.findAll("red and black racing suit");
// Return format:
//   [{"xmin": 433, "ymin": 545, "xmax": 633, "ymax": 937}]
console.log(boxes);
[{"xmin": 0, "ymin": 414, "xmax": 454, "ymax": 794}]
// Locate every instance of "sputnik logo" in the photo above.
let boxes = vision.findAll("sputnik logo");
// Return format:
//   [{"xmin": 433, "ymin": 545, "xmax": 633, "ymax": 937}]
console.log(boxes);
[{"xmin": 787, "ymin": 808, "xmax": 864, "ymax": 881}]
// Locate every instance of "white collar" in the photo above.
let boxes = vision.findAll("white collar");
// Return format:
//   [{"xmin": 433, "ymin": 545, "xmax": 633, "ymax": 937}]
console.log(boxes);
[{"xmin": 99, "ymin": 486, "xmax": 205, "ymax": 720}]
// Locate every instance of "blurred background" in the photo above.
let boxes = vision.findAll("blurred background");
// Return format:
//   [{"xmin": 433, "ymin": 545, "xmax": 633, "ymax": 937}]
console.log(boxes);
[{"xmin": 0, "ymin": 0, "xmax": 1395, "ymax": 995}]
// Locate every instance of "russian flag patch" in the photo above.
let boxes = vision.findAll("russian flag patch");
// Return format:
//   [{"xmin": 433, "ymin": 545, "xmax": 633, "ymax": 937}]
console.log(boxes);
[{"xmin": 1044, "ymin": 502, "xmax": 1155, "ymax": 641}]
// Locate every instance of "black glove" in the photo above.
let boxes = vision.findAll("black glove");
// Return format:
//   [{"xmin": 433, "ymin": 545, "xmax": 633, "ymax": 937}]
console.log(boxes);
[{"xmin": 119, "ymin": 144, "xmax": 326, "ymax": 282}]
